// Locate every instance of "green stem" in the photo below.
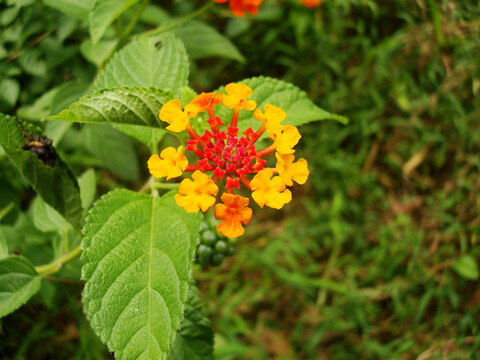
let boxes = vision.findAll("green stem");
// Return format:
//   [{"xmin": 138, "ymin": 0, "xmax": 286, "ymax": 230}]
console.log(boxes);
[
  {"xmin": 35, "ymin": 246, "xmax": 82, "ymax": 277},
  {"xmin": 153, "ymin": 182, "xmax": 180, "ymax": 190},
  {"xmin": 0, "ymin": 202, "xmax": 14, "ymax": 221},
  {"xmin": 139, "ymin": 1, "xmax": 215, "ymax": 38},
  {"xmin": 122, "ymin": 0, "xmax": 150, "ymax": 40},
  {"xmin": 139, "ymin": 175, "xmax": 154, "ymax": 193}
]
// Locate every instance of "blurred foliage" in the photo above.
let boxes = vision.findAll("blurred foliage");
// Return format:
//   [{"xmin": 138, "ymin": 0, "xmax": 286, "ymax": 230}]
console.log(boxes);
[{"xmin": 1, "ymin": 0, "xmax": 480, "ymax": 359}]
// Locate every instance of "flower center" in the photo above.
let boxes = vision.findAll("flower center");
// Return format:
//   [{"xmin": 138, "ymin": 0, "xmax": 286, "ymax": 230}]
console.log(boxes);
[{"xmin": 186, "ymin": 118, "xmax": 266, "ymax": 190}]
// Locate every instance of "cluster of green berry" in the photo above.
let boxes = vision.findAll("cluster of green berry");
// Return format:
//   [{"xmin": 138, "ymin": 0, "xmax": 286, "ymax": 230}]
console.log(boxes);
[{"xmin": 196, "ymin": 216, "xmax": 238, "ymax": 267}]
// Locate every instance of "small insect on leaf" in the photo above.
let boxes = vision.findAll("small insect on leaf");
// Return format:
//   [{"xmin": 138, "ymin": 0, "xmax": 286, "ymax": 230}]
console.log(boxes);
[{"xmin": 22, "ymin": 134, "xmax": 57, "ymax": 167}]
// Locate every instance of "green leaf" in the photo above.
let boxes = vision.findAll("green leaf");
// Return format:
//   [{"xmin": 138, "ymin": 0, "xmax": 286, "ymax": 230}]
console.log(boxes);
[
  {"xmin": 0, "ymin": 78, "xmax": 20, "ymax": 112},
  {"xmin": 30, "ymin": 196, "xmax": 70, "ymax": 233},
  {"xmin": 17, "ymin": 80, "xmax": 89, "ymax": 121},
  {"xmin": 0, "ymin": 229, "xmax": 7, "ymax": 259},
  {"xmin": 50, "ymin": 80, "xmax": 90, "ymax": 115},
  {"xmin": 80, "ymin": 38, "xmax": 118, "ymax": 66},
  {"xmin": 167, "ymin": 284, "xmax": 214, "ymax": 360},
  {"xmin": 81, "ymin": 124, "xmax": 139, "ymax": 182},
  {"xmin": 89, "ymin": 0, "xmax": 141, "ymax": 44},
  {"xmin": 0, "ymin": 114, "xmax": 83, "ymax": 224},
  {"xmin": 451, "ymin": 255, "xmax": 479, "ymax": 280},
  {"xmin": 0, "ymin": 255, "xmax": 42, "ymax": 318},
  {"xmin": 214, "ymin": 76, "xmax": 348, "ymax": 134},
  {"xmin": 18, "ymin": 48, "xmax": 47, "ymax": 76},
  {"xmin": 43, "ymin": 0, "xmax": 95, "ymax": 21},
  {"xmin": 81, "ymin": 189, "xmax": 202, "ymax": 359},
  {"xmin": 78, "ymin": 169, "xmax": 96, "ymax": 211},
  {"xmin": 112, "ymin": 124, "xmax": 165, "ymax": 154},
  {"xmin": 173, "ymin": 20, "xmax": 245, "ymax": 63},
  {"xmin": 95, "ymin": 34, "xmax": 189, "ymax": 98},
  {"xmin": 45, "ymin": 121, "xmax": 73, "ymax": 146},
  {"xmin": 17, "ymin": 86, "xmax": 60, "ymax": 121},
  {"xmin": 46, "ymin": 87, "xmax": 170, "ymax": 128}
]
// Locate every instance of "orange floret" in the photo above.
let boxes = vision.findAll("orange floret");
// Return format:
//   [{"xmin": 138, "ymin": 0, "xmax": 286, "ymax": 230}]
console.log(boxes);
[
  {"xmin": 301, "ymin": 0, "xmax": 322, "ymax": 9},
  {"xmin": 215, "ymin": 193, "xmax": 253, "ymax": 238}
]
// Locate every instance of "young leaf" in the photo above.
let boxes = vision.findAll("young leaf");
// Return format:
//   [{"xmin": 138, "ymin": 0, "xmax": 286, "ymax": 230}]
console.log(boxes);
[
  {"xmin": 0, "ymin": 255, "xmax": 42, "ymax": 318},
  {"xmin": 167, "ymin": 284, "xmax": 214, "ymax": 360},
  {"xmin": 43, "ymin": 0, "xmax": 95, "ymax": 21},
  {"xmin": 81, "ymin": 124, "xmax": 140, "ymax": 182},
  {"xmin": 46, "ymin": 87, "xmax": 170, "ymax": 128},
  {"xmin": 90, "ymin": 0, "xmax": 141, "ymax": 44},
  {"xmin": 81, "ymin": 189, "xmax": 202, "ymax": 359},
  {"xmin": 0, "ymin": 114, "xmax": 83, "ymax": 224},
  {"xmin": 173, "ymin": 20, "xmax": 245, "ymax": 63},
  {"xmin": 95, "ymin": 35, "xmax": 189, "ymax": 98},
  {"xmin": 214, "ymin": 76, "xmax": 348, "ymax": 134}
]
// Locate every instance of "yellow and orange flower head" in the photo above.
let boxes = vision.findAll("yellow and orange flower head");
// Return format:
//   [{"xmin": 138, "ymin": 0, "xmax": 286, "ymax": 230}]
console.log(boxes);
[
  {"xmin": 150, "ymin": 82, "xmax": 308, "ymax": 238},
  {"xmin": 215, "ymin": 0, "xmax": 264, "ymax": 17}
]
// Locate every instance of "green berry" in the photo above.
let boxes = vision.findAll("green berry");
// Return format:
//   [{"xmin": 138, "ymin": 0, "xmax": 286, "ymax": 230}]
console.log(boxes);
[
  {"xmin": 197, "ymin": 245, "xmax": 213, "ymax": 267},
  {"xmin": 197, "ymin": 244, "xmax": 212, "ymax": 256},
  {"xmin": 201, "ymin": 230, "xmax": 217, "ymax": 246},
  {"xmin": 212, "ymin": 253, "xmax": 224, "ymax": 266},
  {"xmin": 200, "ymin": 221, "xmax": 209, "ymax": 231},
  {"xmin": 198, "ymin": 252, "xmax": 211, "ymax": 267},
  {"xmin": 215, "ymin": 240, "xmax": 228, "ymax": 254}
]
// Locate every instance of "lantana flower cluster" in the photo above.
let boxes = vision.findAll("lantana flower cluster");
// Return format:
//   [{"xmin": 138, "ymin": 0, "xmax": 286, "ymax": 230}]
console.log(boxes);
[
  {"xmin": 214, "ymin": 0, "xmax": 321, "ymax": 17},
  {"xmin": 214, "ymin": 0, "xmax": 264, "ymax": 17},
  {"xmin": 148, "ymin": 83, "xmax": 309, "ymax": 238}
]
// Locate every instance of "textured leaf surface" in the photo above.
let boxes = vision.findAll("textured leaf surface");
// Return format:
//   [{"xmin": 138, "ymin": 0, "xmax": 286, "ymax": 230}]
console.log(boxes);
[
  {"xmin": 95, "ymin": 35, "xmax": 188, "ymax": 98},
  {"xmin": 81, "ymin": 190, "xmax": 202, "ymax": 359},
  {"xmin": 43, "ymin": 0, "xmax": 95, "ymax": 21},
  {"xmin": 167, "ymin": 284, "xmax": 214, "ymax": 360},
  {"xmin": 90, "ymin": 0, "xmax": 141, "ymax": 44},
  {"xmin": 214, "ymin": 77, "xmax": 348, "ymax": 134},
  {"xmin": 173, "ymin": 20, "xmax": 245, "ymax": 63},
  {"xmin": 81, "ymin": 124, "xmax": 139, "ymax": 182},
  {"xmin": 0, "ymin": 114, "xmax": 83, "ymax": 224},
  {"xmin": 0, "ymin": 255, "xmax": 41, "ymax": 318},
  {"xmin": 46, "ymin": 87, "xmax": 170, "ymax": 128}
]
